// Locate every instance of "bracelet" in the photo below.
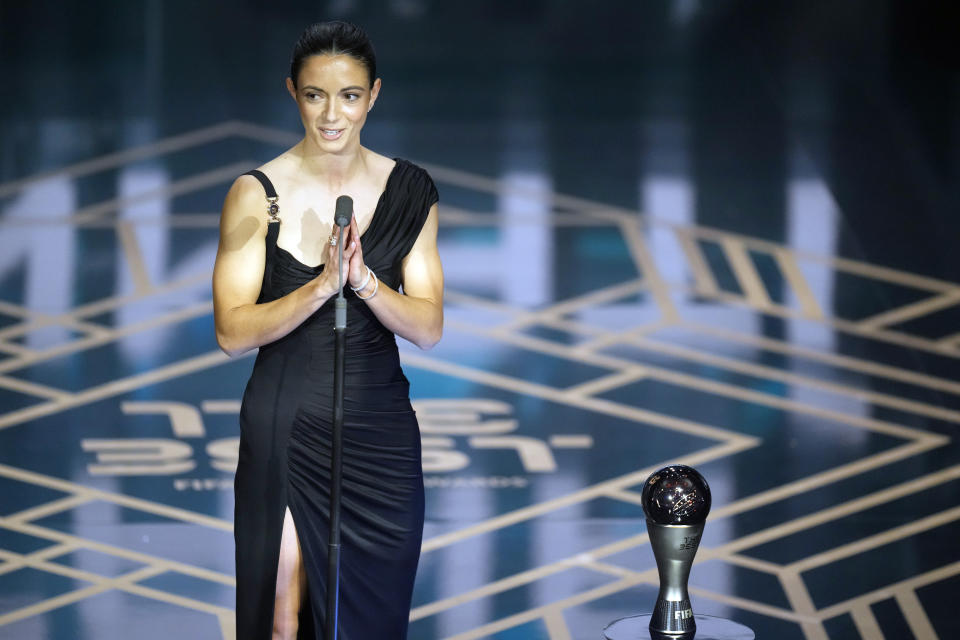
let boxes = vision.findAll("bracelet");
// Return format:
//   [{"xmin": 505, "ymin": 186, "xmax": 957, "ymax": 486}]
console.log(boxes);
[
  {"xmin": 350, "ymin": 266, "xmax": 373, "ymax": 292},
  {"xmin": 355, "ymin": 269, "xmax": 379, "ymax": 300}
]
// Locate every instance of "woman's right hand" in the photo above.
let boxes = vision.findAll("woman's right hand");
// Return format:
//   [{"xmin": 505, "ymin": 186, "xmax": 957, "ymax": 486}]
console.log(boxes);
[{"xmin": 314, "ymin": 222, "xmax": 358, "ymax": 298}]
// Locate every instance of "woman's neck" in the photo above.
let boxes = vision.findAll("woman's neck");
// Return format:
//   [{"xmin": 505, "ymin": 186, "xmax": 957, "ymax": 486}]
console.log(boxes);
[{"xmin": 294, "ymin": 140, "xmax": 368, "ymax": 190}]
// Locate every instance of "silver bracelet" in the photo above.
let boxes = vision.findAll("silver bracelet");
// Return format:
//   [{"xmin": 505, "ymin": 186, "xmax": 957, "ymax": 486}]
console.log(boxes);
[
  {"xmin": 350, "ymin": 266, "xmax": 372, "ymax": 292},
  {"xmin": 355, "ymin": 269, "xmax": 379, "ymax": 300}
]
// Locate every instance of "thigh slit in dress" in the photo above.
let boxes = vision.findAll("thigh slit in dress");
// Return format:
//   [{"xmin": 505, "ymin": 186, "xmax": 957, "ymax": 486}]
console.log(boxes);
[{"xmin": 233, "ymin": 160, "xmax": 437, "ymax": 639}]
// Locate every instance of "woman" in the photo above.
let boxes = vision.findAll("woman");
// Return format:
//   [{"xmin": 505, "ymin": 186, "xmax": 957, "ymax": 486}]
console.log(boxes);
[{"xmin": 212, "ymin": 21, "xmax": 443, "ymax": 640}]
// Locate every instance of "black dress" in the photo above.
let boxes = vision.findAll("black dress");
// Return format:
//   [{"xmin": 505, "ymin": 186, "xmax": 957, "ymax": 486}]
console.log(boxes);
[{"xmin": 233, "ymin": 159, "xmax": 437, "ymax": 639}]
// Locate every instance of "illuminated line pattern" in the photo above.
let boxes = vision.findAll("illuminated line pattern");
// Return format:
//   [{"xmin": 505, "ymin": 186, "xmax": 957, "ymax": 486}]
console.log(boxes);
[{"xmin": 0, "ymin": 121, "xmax": 955, "ymax": 639}]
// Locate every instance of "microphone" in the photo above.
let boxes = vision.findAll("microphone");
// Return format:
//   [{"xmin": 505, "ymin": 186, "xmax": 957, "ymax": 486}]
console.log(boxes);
[
  {"xmin": 335, "ymin": 195, "xmax": 353, "ymax": 228},
  {"xmin": 640, "ymin": 465, "xmax": 712, "ymax": 639},
  {"xmin": 328, "ymin": 194, "xmax": 354, "ymax": 639},
  {"xmin": 334, "ymin": 195, "xmax": 353, "ymax": 331}
]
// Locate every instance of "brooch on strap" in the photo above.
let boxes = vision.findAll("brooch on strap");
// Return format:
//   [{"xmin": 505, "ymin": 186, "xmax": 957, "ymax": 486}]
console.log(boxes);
[{"xmin": 267, "ymin": 196, "xmax": 280, "ymax": 223}]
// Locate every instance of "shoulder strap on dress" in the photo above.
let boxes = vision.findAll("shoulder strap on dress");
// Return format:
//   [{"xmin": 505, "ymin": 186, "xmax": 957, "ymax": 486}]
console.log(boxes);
[
  {"xmin": 242, "ymin": 170, "xmax": 280, "ymax": 295},
  {"xmin": 243, "ymin": 170, "xmax": 277, "ymax": 198},
  {"xmin": 243, "ymin": 170, "xmax": 281, "ymax": 223}
]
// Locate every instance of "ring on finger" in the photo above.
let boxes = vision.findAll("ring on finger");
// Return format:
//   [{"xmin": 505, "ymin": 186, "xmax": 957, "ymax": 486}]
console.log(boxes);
[{"xmin": 329, "ymin": 235, "xmax": 338, "ymax": 246}]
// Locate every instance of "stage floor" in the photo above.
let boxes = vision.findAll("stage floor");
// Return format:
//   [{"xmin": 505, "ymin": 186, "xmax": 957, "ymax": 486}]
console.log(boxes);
[{"xmin": 1, "ymin": 2, "xmax": 958, "ymax": 639}]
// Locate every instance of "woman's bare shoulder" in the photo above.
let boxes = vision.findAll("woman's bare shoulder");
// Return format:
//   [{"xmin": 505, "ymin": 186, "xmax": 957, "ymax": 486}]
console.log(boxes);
[
  {"xmin": 364, "ymin": 148, "xmax": 397, "ymax": 178},
  {"xmin": 219, "ymin": 174, "xmax": 272, "ymax": 245},
  {"xmin": 222, "ymin": 144, "xmax": 302, "ymax": 218},
  {"xmin": 252, "ymin": 145, "xmax": 302, "ymax": 183},
  {"xmin": 223, "ymin": 174, "xmax": 268, "ymax": 214}
]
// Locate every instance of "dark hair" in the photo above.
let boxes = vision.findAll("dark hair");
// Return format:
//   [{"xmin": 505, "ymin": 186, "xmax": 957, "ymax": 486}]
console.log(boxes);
[{"xmin": 290, "ymin": 21, "xmax": 377, "ymax": 89}]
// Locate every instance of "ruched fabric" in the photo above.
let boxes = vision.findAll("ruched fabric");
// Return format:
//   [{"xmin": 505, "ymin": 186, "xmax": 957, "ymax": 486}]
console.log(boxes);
[{"xmin": 234, "ymin": 159, "xmax": 437, "ymax": 639}]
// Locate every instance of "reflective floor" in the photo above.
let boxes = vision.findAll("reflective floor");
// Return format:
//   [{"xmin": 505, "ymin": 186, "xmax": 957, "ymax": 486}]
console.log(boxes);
[{"xmin": 1, "ymin": 1, "xmax": 958, "ymax": 639}]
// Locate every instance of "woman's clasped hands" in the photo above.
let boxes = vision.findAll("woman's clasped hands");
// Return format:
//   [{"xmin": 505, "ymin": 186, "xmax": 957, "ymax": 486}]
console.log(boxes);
[{"xmin": 316, "ymin": 214, "xmax": 372, "ymax": 298}]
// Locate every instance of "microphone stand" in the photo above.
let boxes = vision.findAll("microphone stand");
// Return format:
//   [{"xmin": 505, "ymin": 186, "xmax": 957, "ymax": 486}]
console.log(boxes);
[{"xmin": 326, "ymin": 211, "xmax": 349, "ymax": 640}]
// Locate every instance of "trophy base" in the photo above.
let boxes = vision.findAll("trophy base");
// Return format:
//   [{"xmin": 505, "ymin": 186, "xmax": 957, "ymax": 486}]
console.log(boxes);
[{"xmin": 603, "ymin": 614, "xmax": 755, "ymax": 640}]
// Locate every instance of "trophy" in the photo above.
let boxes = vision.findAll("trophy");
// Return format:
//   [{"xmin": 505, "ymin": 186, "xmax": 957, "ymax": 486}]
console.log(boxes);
[
  {"xmin": 641, "ymin": 464, "xmax": 711, "ymax": 638},
  {"xmin": 603, "ymin": 465, "xmax": 755, "ymax": 640}
]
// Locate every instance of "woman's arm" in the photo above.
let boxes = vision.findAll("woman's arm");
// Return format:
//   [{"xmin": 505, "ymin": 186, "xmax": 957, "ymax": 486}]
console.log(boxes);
[
  {"xmin": 347, "ymin": 203, "xmax": 443, "ymax": 350},
  {"xmin": 212, "ymin": 176, "xmax": 355, "ymax": 357}
]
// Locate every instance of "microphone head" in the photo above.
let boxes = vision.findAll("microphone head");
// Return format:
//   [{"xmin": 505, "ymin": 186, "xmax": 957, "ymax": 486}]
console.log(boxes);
[
  {"xmin": 641, "ymin": 465, "xmax": 711, "ymax": 525},
  {"xmin": 334, "ymin": 195, "xmax": 354, "ymax": 227}
]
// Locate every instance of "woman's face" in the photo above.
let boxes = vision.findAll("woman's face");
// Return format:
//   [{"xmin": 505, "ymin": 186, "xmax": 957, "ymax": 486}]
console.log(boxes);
[{"xmin": 286, "ymin": 54, "xmax": 380, "ymax": 153}]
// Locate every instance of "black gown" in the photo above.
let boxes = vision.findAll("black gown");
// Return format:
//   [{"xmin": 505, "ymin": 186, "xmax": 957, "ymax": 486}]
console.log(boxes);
[{"xmin": 233, "ymin": 159, "xmax": 437, "ymax": 640}]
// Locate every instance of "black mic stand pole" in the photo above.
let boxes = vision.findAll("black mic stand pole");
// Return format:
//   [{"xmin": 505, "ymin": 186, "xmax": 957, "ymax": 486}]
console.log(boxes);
[{"xmin": 326, "ymin": 197, "xmax": 352, "ymax": 640}]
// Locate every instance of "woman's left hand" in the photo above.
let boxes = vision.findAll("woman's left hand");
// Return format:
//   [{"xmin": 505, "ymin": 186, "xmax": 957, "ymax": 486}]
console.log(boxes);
[{"xmin": 346, "ymin": 215, "xmax": 368, "ymax": 290}]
